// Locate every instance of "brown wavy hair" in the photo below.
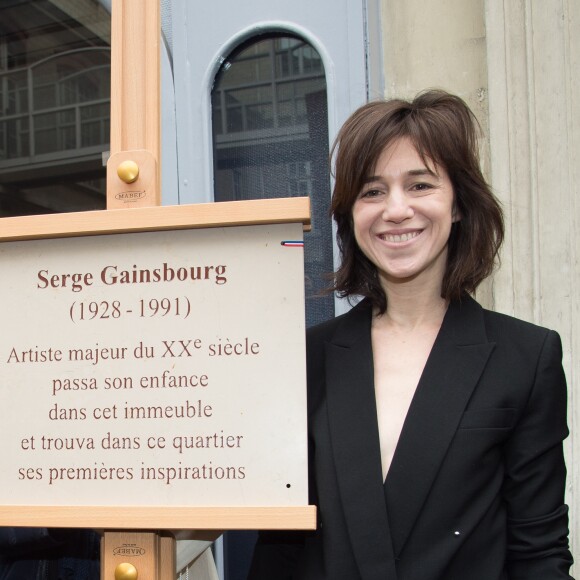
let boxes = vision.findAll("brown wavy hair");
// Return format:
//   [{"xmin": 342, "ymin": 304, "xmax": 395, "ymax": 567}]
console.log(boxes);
[{"xmin": 331, "ymin": 89, "xmax": 504, "ymax": 313}]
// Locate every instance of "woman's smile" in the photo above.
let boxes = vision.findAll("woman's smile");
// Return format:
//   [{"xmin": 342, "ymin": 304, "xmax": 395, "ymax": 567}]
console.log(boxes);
[{"xmin": 378, "ymin": 229, "xmax": 423, "ymax": 244}]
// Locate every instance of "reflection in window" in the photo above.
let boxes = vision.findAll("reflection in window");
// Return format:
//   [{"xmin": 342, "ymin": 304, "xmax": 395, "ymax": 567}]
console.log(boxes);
[
  {"xmin": 212, "ymin": 35, "xmax": 334, "ymax": 326},
  {"xmin": 0, "ymin": 0, "xmax": 110, "ymax": 216},
  {"xmin": 213, "ymin": 32, "xmax": 335, "ymax": 580}
]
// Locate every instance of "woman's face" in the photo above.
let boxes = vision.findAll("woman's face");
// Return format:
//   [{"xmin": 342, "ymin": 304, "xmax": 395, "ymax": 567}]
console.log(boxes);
[{"xmin": 352, "ymin": 137, "xmax": 458, "ymax": 291}]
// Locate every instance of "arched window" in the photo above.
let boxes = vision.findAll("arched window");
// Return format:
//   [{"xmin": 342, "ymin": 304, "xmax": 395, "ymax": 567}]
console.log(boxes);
[{"xmin": 212, "ymin": 34, "xmax": 334, "ymax": 327}]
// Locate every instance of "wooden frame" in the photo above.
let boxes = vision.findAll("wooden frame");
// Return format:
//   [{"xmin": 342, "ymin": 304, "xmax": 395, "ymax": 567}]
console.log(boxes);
[
  {"xmin": 0, "ymin": 506, "xmax": 316, "ymax": 530},
  {"xmin": 0, "ymin": 197, "xmax": 311, "ymax": 242},
  {"xmin": 0, "ymin": 196, "xmax": 314, "ymax": 533}
]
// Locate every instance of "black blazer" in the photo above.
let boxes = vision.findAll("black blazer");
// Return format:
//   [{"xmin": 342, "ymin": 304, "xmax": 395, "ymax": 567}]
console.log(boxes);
[{"xmin": 249, "ymin": 295, "xmax": 573, "ymax": 579}]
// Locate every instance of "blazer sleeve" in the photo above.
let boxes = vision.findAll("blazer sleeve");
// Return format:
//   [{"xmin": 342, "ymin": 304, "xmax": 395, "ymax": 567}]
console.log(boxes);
[{"xmin": 502, "ymin": 330, "xmax": 574, "ymax": 579}]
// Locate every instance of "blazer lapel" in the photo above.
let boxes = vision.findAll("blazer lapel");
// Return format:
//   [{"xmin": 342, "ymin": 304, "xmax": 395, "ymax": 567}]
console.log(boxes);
[
  {"xmin": 384, "ymin": 295, "xmax": 495, "ymax": 557},
  {"xmin": 325, "ymin": 300, "xmax": 398, "ymax": 579}
]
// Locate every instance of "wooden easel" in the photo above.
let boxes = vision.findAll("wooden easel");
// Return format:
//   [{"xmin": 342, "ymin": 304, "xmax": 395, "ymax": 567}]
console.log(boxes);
[
  {"xmin": 102, "ymin": 1, "xmax": 174, "ymax": 578},
  {"xmin": 0, "ymin": 1, "xmax": 315, "ymax": 577}
]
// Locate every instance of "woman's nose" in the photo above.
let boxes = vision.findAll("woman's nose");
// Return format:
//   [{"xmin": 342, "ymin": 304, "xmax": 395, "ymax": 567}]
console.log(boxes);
[{"xmin": 382, "ymin": 190, "xmax": 413, "ymax": 222}]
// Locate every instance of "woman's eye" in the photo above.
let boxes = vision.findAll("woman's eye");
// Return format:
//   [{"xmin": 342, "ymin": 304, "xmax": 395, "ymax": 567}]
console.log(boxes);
[
  {"xmin": 360, "ymin": 188, "xmax": 382, "ymax": 198},
  {"xmin": 410, "ymin": 182, "xmax": 434, "ymax": 193}
]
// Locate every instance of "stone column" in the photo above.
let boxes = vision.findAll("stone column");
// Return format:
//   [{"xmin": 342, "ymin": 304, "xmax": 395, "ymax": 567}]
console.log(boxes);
[{"xmin": 486, "ymin": 0, "xmax": 580, "ymax": 563}]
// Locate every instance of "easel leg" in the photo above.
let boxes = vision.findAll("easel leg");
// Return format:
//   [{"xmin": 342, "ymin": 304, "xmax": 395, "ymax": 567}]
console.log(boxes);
[
  {"xmin": 159, "ymin": 533, "xmax": 176, "ymax": 580},
  {"xmin": 101, "ymin": 531, "xmax": 176, "ymax": 580}
]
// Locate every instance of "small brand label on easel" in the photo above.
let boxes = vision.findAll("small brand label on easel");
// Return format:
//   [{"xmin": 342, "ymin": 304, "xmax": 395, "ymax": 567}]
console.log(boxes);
[{"xmin": 113, "ymin": 544, "xmax": 147, "ymax": 557}]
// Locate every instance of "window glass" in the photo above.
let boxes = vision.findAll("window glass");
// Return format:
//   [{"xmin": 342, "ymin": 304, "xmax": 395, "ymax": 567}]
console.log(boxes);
[
  {"xmin": 0, "ymin": 0, "xmax": 110, "ymax": 216},
  {"xmin": 212, "ymin": 34, "xmax": 334, "ymax": 327}
]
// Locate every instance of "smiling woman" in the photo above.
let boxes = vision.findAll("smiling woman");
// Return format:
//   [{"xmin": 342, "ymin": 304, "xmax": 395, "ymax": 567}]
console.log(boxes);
[
  {"xmin": 330, "ymin": 92, "xmax": 504, "ymax": 314},
  {"xmin": 248, "ymin": 90, "xmax": 574, "ymax": 580}
]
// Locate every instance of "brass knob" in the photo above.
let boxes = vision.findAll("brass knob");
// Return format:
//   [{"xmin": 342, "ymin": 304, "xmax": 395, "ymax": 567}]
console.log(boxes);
[
  {"xmin": 117, "ymin": 160, "xmax": 140, "ymax": 183},
  {"xmin": 114, "ymin": 562, "xmax": 138, "ymax": 580}
]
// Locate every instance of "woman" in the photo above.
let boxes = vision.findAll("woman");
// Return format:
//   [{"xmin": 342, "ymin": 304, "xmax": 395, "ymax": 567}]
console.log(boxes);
[{"xmin": 248, "ymin": 90, "xmax": 574, "ymax": 579}]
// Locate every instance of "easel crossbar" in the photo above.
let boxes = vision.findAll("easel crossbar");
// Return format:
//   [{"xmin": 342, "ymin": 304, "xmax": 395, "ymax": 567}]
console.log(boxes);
[
  {"xmin": 0, "ymin": 197, "xmax": 311, "ymax": 242},
  {"xmin": 0, "ymin": 505, "xmax": 317, "ymax": 530}
]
